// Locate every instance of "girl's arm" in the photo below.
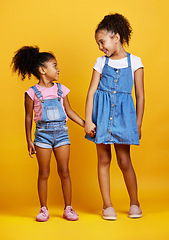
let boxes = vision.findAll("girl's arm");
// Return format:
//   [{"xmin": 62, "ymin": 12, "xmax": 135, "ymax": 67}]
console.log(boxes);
[
  {"xmin": 134, "ymin": 68, "xmax": 145, "ymax": 139},
  {"xmin": 85, "ymin": 70, "xmax": 101, "ymax": 137},
  {"xmin": 25, "ymin": 93, "xmax": 36, "ymax": 158},
  {"xmin": 63, "ymin": 95, "xmax": 85, "ymax": 127}
]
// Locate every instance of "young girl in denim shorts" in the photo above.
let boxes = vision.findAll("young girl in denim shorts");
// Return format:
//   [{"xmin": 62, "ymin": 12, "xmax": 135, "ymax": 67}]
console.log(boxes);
[
  {"xmin": 11, "ymin": 46, "xmax": 85, "ymax": 221},
  {"xmin": 85, "ymin": 13, "xmax": 145, "ymax": 220}
]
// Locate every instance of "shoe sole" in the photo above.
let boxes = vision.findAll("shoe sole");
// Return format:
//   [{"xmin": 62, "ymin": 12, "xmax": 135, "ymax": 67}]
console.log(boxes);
[
  {"xmin": 129, "ymin": 214, "xmax": 142, "ymax": 218},
  {"xmin": 36, "ymin": 216, "xmax": 49, "ymax": 222},
  {"xmin": 63, "ymin": 215, "xmax": 78, "ymax": 221},
  {"xmin": 102, "ymin": 216, "xmax": 117, "ymax": 220}
]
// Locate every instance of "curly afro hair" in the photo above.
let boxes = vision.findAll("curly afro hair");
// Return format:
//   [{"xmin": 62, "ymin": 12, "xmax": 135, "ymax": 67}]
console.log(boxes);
[
  {"xmin": 11, "ymin": 46, "xmax": 56, "ymax": 80},
  {"xmin": 95, "ymin": 13, "xmax": 133, "ymax": 46}
]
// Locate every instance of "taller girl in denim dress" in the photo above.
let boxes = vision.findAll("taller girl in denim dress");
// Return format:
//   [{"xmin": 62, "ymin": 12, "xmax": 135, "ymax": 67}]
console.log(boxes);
[
  {"xmin": 85, "ymin": 14, "xmax": 145, "ymax": 220},
  {"xmin": 11, "ymin": 46, "xmax": 85, "ymax": 222},
  {"xmin": 86, "ymin": 52, "xmax": 140, "ymax": 145}
]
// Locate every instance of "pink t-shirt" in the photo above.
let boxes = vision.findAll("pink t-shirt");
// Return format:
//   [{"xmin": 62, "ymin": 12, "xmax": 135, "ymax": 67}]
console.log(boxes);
[{"xmin": 26, "ymin": 83, "xmax": 70, "ymax": 123}]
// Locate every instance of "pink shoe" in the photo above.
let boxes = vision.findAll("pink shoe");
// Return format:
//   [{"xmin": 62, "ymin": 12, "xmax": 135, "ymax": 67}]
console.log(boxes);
[
  {"xmin": 129, "ymin": 205, "xmax": 142, "ymax": 218},
  {"xmin": 63, "ymin": 206, "xmax": 79, "ymax": 221},
  {"xmin": 36, "ymin": 206, "xmax": 49, "ymax": 222},
  {"xmin": 102, "ymin": 207, "xmax": 117, "ymax": 220}
]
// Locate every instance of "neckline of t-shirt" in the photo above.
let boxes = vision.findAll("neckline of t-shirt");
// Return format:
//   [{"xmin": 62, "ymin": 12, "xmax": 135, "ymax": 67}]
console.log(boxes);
[
  {"xmin": 36, "ymin": 83, "xmax": 56, "ymax": 89},
  {"xmin": 105, "ymin": 56, "xmax": 128, "ymax": 61}
]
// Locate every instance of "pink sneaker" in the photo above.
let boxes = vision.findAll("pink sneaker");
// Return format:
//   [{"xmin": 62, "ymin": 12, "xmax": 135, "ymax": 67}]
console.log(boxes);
[
  {"xmin": 102, "ymin": 207, "xmax": 117, "ymax": 220},
  {"xmin": 129, "ymin": 205, "xmax": 142, "ymax": 218},
  {"xmin": 63, "ymin": 206, "xmax": 79, "ymax": 221},
  {"xmin": 36, "ymin": 206, "xmax": 49, "ymax": 222}
]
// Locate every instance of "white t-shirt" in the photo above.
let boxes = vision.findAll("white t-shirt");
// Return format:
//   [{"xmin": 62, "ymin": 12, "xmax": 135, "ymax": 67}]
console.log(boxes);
[{"xmin": 93, "ymin": 54, "xmax": 144, "ymax": 80}]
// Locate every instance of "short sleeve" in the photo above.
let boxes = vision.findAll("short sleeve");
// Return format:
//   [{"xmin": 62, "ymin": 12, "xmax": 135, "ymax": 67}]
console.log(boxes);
[
  {"xmin": 61, "ymin": 84, "xmax": 70, "ymax": 98},
  {"xmin": 93, "ymin": 57, "xmax": 105, "ymax": 74},
  {"xmin": 131, "ymin": 55, "xmax": 144, "ymax": 72},
  {"xmin": 26, "ymin": 87, "xmax": 35, "ymax": 101}
]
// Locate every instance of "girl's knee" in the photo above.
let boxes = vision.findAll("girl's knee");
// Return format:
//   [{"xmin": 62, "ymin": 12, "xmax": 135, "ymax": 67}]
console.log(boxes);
[
  {"xmin": 39, "ymin": 171, "xmax": 50, "ymax": 180},
  {"xmin": 98, "ymin": 154, "xmax": 111, "ymax": 166},
  {"xmin": 58, "ymin": 167, "xmax": 70, "ymax": 179},
  {"xmin": 97, "ymin": 145, "xmax": 111, "ymax": 166},
  {"xmin": 117, "ymin": 157, "xmax": 131, "ymax": 172}
]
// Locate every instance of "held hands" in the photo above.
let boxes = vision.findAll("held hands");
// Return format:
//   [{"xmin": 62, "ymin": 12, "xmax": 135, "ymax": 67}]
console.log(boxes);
[
  {"xmin": 28, "ymin": 141, "xmax": 36, "ymax": 158},
  {"xmin": 85, "ymin": 121, "xmax": 96, "ymax": 138}
]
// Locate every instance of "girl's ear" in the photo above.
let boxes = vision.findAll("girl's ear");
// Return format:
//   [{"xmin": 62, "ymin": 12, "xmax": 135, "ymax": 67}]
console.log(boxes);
[
  {"xmin": 115, "ymin": 33, "xmax": 120, "ymax": 44},
  {"xmin": 38, "ymin": 66, "xmax": 46, "ymax": 75}
]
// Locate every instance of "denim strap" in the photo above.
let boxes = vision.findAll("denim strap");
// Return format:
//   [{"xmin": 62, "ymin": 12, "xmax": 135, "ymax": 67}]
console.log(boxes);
[
  {"xmin": 127, "ymin": 52, "xmax": 131, "ymax": 68},
  {"xmin": 31, "ymin": 86, "xmax": 43, "ymax": 99},
  {"xmin": 57, "ymin": 83, "xmax": 63, "ymax": 97},
  {"xmin": 105, "ymin": 56, "xmax": 109, "ymax": 65}
]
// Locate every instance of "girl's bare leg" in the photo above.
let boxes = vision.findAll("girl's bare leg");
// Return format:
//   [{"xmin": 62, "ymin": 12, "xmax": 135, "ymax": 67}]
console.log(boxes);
[
  {"xmin": 114, "ymin": 144, "xmax": 139, "ymax": 206},
  {"xmin": 35, "ymin": 146, "xmax": 52, "ymax": 208},
  {"xmin": 96, "ymin": 143, "xmax": 113, "ymax": 209},
  {"xmin": 53, "ymin": 144, "xmax": 71, "ymax": 208}
]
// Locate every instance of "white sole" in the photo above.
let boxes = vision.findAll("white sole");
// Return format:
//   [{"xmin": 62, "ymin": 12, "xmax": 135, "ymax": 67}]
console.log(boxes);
[
  {"xmin": 129, "ymin": 214, "xmax": 142, "ymax": 218},
  {"xmin": 103, "ymin": 216, "xmax": 117, "ymax": 220}
]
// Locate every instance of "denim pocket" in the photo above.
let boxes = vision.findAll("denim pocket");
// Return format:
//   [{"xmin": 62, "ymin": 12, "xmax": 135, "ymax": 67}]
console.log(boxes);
[{"xmin": 46, "ymin": 106, "xmax": 60, "ymax": 120}]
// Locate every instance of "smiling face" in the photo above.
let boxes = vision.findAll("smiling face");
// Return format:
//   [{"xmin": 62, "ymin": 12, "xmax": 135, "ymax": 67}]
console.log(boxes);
[
  {"xmin": 43, "ymin": 58, "xmax": 60, "ymax": 81},
  {"xmin": 95, "ymin": 29, "xmax": 119, "ymax": 57}
]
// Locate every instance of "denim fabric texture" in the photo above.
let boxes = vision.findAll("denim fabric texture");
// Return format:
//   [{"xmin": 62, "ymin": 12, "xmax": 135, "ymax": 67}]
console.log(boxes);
[
  {"xmin": 85, "ymin": 52, "xmax": 140, "ymax": 145},
  {"xmin": 34, "ymin": 121, "xmax": 70, "ymax": 149},
  {"xmin": 32, "ymin": 83, "xmax": 70, "ymax": 148}
]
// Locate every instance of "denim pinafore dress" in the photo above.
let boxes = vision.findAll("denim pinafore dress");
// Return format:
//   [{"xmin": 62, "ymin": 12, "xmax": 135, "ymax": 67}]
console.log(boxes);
[{"xmin": 86, "ymin": 52, "xmax": 139, "ymax": 145}]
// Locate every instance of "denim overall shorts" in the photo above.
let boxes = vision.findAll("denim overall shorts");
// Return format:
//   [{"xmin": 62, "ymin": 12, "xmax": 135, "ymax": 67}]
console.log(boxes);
[
  {"xmin": 32, "ymin": 83, "xmax": 70, "ymax": 149},
  {"xmin": 85, "ymin": 52, "xmax": 139, "ymax": 145}
]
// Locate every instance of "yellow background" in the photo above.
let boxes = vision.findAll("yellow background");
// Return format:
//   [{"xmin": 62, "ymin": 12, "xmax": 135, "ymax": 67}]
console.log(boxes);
[{"xmin": 0, "ymin": 0, "xmax": 169, "ymax": 239}]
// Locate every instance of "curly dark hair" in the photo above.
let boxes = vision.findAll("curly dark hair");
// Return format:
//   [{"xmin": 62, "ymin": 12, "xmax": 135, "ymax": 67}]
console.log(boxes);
[
  {"xmin": 95, "ymin": 13, "xmax": 133, "ymax": 46},
  {"xmin": 11, "ymin": 46, "xmax": 56, "ymax": 80}
]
